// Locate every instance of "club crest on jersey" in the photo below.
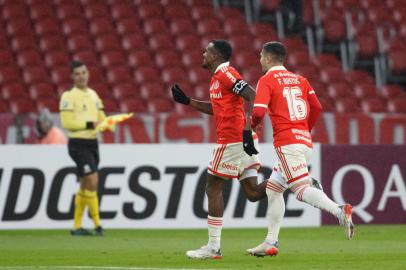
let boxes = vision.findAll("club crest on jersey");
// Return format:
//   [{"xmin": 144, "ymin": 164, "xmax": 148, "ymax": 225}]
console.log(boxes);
[{"xmin": 210, "ymin": 80, "xmax": 220, "ymax": 90}]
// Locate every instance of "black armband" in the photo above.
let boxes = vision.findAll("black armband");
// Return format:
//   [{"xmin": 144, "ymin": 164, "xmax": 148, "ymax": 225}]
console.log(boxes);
[
  {"xmin": 232, "ymin": 79, "xmax": 248, "ymax": 95},
  {"xmin": 86, "ymin": 121, "xmax": 95, "ymax": 129}
]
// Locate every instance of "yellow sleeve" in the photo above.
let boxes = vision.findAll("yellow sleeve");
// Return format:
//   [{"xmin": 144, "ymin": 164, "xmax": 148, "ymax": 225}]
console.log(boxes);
[
  {"xmin": 98, "ymin": 110, "xmax": 106, "ymax": 122},
  {"xmin": 60, "ymin": 111, "xmax": 87, "ymax": 131}
]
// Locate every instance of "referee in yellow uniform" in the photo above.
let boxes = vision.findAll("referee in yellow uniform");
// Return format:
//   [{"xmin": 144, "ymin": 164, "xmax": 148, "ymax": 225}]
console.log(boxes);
[{"xmin": 60, "ymin": 61, "xmax": 105, "ymax": 236}]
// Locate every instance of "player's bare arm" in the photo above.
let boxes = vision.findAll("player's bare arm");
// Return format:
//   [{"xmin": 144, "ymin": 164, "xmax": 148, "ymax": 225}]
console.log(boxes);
[{"xmin": 171, "ymin": 84, "xmax": 213, "ymax": 115}]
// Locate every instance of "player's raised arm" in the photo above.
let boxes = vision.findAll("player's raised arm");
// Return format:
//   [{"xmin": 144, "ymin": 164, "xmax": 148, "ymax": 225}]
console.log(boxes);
[{"xmin": 171, "ymin": 84, "xmax": 213, "ymax": 115}]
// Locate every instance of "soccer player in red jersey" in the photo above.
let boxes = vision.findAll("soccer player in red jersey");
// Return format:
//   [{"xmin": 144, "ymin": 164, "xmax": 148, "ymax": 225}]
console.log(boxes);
[
  {"xmin": 247, "ymin": 41, "xmax": 354, "ymax": 257},
  {"xmin": 171, "ymin": 40, "xmax": 266, "ymax": 259}
]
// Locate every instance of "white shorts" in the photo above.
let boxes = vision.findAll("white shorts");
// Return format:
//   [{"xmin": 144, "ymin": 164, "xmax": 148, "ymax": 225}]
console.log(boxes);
[
  {"xmin": 274, "ymin": 144, "xmax": 312, "ymax": 187},
  {"xmin": 208, "ymin": 139, "xmax": 260, "ymax": 179}
]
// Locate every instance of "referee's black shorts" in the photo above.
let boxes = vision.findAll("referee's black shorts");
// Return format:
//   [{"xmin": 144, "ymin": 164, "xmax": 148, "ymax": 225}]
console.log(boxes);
[{"xmin": 68, "ymin": 138, "xmax": 99, "ymax": 177}]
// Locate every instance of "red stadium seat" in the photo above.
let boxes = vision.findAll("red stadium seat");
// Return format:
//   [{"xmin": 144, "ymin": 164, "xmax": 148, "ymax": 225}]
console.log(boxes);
[
  {"xmin": 242, "ymin": 66, "xmax": 262, "ymax": 86},
  {"xmin": 320, "ymin": 66, "xmax": 345, "ymax": 83},
  {"xmin": 143, "ymin": 18, "xmax": 168, "ymax": 36},
  {"xmin": 23, "ymin": 67, "xmax": 50, "ymax": 85},
  {"xmin": 57, "ymin": 3, "xmax": 82, "ymax": 21},
  {"xmin": 193, "ymin": 82, "xmax": 210, "ymax": 99},
  {"xmin": 102, "ymin": 99, "xmax": 119, "ymax": 112},
  {"xmin": 62, "ymin": 18, "xmax": 88, "ymax": 36},
  {"xmin": 188, "ymin": 67, "xmax": 210, "ymax": 85},
  {"xmin": 95, "ymin": 34, "xmax": 122, "ymax": 52},
  {"xmin": 161, "ymin": 67, "xmax": 187, "ymax": 86},
  {"xmin": 29, "ymin": 83, "xmax": 56, "ymax": 99},
  {"xmin": 0, "ymin": 50, "xmax": 16, "ymax": 67},
  {"xmin": 355, "ymin": 33, "xmax": 379, "ymax": 58},
  {"xmin": 197, "ymin": 19, "xmax": 223, "ymax": 36},
  {"xmin": 379, "ymin": 85, "xmax": 406, "ymax": 99},
  {"xmin": 170, "ymin": 19, "xmax": 196, "ymax": 36},
  {"xmin": 68, "ymin": 34, "xmax": 94, "ymax": 52},
  {"xmin": 116, "ymin": 19, "xmax": 142, "ymax": 36},
  {"xmin": 121, "ymin": 33, "xmax": 148, "ymax": 51},
  {"xmin": 217, "ymin": 7, "xmax": 245, "ymax": 22},
  {"xmin": 30, "ymin": 4, "xmax": 55, "ymax": 21},
  {"xmin": 107, "ymin": 67, "xmax": 133, "ymax": 85},
  {"xmin": 51, "ymin": 67, "xmax": 71, "ymax": 85},
  {"xmin": 44, "ymin": 51, "xmax": 70, "ymax": 68},
  {"xmin": 84, "ymin": 3, "xmax": 110, "ymax": 20},
  {"xmin": 40, "ymin": 35, "xmax": 67, "ymax": 52},
  {"xmin": 327, "ymin": 82, "xmax": 353, "ymax": 99},
  {"xmin": 134, "ymin": 67, "xmax": 160, "ymax": 84},
  {"xmin": 361, "ymin": 97, "xmax": 387, "ymax": 112},
  {"xmin": 87, "ymin": 82, "xmax": 111, "ymax": 99},
  {"xmin": 148, "ymin": 98, "xmax": 174, "ymax": 113},
  {"xmin": 120, "ymin": 98, "xmax": 148, "ymax": 113},
  {"xmin": 182, "ymin": 50, "xmax": 203, "ymax": 67},
  {"xmin": 229, "ymin": 36, "xmax": 254, "ymax": 54},
  {"xmin": 387, "ymin": 51, "xmax": 406, "ymax": 74},
  {"xmin": 353, "ymin": 83, "xmax": 378, "ymax": 99},
  {"xmin": 224, "ymin": 19, "xmax": 249, "ymax": 36},
  {"xmin": 312, "ymin": 54, "xmax": 341, "ymax": 68},
  {"xmin": 165, "ymin": 5, "xmax": 191, "ymax": 20},
  {"xmin": 17, "ymin": 50, "xmax": 43, "ymax": 68},
  {"xmin": 387, "ymin": 98, "xmax": 406, "ymax": 113},
  {"xmin": 176, "ymin": 35, "xmax": 201, "ymax": 52},
  {"xmin": 0, "ymin": 99, "xmax": 9, "ymax": 112},
  {"xmin": 10, "ymin": 98, "xmax": 35, "ymax": 114},
  {"xmin": 140, "ymin": 82, "xmax": 166, "ymax": 99},
  {"xmin": 35, "ymin": 18, "xmax": 61, "ymax": 37},
  {"xmin": 112, "ymin": 83, "xmax": 137, "ymax": 100},
  {"xmin": 0, "ymin": 67, "xmax": 22, "ymax": 85},
  {"xmin": 287, "ymin": 51, "xmax": 311, "ymax": 69},
  {"xmin": 344, "ymin": 70, "xmax": 375, "ymax": 85},
  {"xmin": 111, "ymin": 3, "xmax": 138, "ymax": 20},
  {"xmin": 36, "ymin": 98, "xmax": 59, "ymax": 112},
  {"xmin": 234, "ymin": 51, "xmax": 259, "ymax": 70},
  {"xmin": 89, "ymin": 18, "xmax": 115, "ymax": 36},
  {"xmin": 1, "ymin": 83, "xmax": 27, "ymax": 100},
  {"xmin": 11, "ymin": 36, "xmax": 38, "ymax": 52},
  {"xmin": 155, "ymin": 51, "xmax": 183, "ymax": 69},
  {"xmin": 295, "ymin": 66, "xmax": 320, "ymax": 83},
  {"xmin": 318, "ymin": 97, "xmax": 335, "ymax": 112},
  {"xmin": 72, "ymin": 50, "xmax": 99, "ymax": 66},
  {"xmin": 3, "ymin": 3, "xmax": 28, "ymax": 20},
  {"xmin": 322, "ymin": 16, "xmax": 346, "ymax": 43},
  {"xmin": 191, "ymin": 6, "xmax": 217, "ymax": 21},
  {"xmin": 335, "ymin": 97, "xmax": 359, "ymax": 113},
  {"xmin": 148, "ymin": 34, "xmax": 175, "ymax": 51},
  {"xmin": 138, "ymin": 3, "xmax": 164, "ymax": 20},
  {"xmin": 283, "ymin": 36, "xmax": 308, "ymax": 52},
  {"xmin": 88, "ymin": 66, "xmax": 106, "ymax": 84},
  {"xmin": 101, "ymin": 51, "xmax": 126, "ymax": 67},
  {"xmin": 128, "ymin": 50, "xmax": 153, "ymax": 69},
  {"xmin": 7, "ymin": 19, "xmax": 34, "ymax": 37},
  {"xmin": 249, "ymin": 23, "xmax": 276, "ymax": 37}
]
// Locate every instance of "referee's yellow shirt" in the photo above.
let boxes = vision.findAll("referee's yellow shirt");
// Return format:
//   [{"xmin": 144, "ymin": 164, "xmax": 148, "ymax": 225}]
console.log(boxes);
[{"xmin": 59, "ymin": 86, "xmax": 105, "ymax": 139}]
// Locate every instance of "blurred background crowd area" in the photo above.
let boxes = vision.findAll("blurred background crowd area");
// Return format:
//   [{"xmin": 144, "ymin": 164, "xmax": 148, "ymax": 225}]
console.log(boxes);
[{"xmin": 0, "ymin": 0, "xmax": 405, "ymax": 144}]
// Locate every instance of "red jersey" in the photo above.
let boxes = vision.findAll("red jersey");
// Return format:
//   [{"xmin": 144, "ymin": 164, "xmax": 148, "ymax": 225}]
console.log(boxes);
[
  {"xmin": 209, "ymin": 62, "xmax": 246, "ymax": 144},
  {"xmin": 254, "ymin": 66, "xmax": 321, "ymax": 148}
]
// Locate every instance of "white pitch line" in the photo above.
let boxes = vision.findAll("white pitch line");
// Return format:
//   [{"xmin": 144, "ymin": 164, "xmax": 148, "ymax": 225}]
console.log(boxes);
[{"xmin": 0, "ymin": 266, "xmax": 225, "ymax": 270}]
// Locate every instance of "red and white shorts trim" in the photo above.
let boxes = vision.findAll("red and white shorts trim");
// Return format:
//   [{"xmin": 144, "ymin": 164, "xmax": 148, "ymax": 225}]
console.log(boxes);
[
  {"xmin": 274, "ymin": 144, "xmax": 312, "ymax": 188},
  {"xmin": 208, "ymin": 139, "xmax": 260, "ymax": 179}
]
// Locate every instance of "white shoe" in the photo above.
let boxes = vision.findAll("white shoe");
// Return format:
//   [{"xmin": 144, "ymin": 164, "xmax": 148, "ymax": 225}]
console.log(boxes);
[
  {"xmin": 339, "ymin": 204, "xmax": 355, "ymax": 240},
  {"xmin": 186, "ymin": 245, "xmax": 222, "ymax": 260},
  {"xmin": 246, "ymin": 241, "xmax": 279, "ymax": 257}
]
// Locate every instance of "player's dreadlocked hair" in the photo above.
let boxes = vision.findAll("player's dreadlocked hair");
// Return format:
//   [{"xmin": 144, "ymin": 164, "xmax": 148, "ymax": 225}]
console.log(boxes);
[
  {"xmin": 262, "ymin": 41, "xmax": 286, "ymax": 63},
  {"xmin": 211, "ymin": 40, "xmax": 232, "ymax": 61}
]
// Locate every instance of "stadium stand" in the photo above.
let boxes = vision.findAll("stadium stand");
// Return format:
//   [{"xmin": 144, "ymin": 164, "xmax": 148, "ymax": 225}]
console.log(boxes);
[{"xmin": 0, "ymin": 0, "xmax": 405, "ymax": 116}]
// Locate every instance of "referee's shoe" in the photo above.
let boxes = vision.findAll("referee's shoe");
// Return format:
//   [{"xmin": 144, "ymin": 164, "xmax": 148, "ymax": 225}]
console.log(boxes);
[
  {"xmin": 71, "ymin": 228, "xmax": 92, "ymax": 236},
  {"xmin": 95, "ymin": 226, "xmax": 104, "ymax": 236}
]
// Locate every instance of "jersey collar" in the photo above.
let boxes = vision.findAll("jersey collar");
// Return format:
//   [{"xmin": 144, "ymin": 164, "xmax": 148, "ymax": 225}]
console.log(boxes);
[
  {"xmin": 214, "ymin": 61, "xmax": 230, "ymax": 73},
  {"xmin": 266, "ymin": 65, "xmax": 286, "ymax": 74}
]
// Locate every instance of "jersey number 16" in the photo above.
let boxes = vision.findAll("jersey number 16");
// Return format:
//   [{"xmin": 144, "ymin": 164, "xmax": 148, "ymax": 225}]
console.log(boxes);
[{"xmin": 283, "ymin": 86, "xmax": 307, "ymax": 121}]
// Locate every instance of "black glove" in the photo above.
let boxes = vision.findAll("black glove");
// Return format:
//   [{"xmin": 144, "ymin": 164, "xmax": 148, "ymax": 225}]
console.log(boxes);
[
  {"xmin": 171, "ymin": 84, "xmax": 190, "ymax": 105},
  {"xmin": 243, "ymin": 129, "xmax": 259, "ymax": 156}
]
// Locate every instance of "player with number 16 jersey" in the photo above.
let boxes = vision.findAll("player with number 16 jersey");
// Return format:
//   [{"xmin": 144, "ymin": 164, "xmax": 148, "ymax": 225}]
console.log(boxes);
[{"xmin": 253, "ymin": 66, "xmax": 320, "ymax": 148}]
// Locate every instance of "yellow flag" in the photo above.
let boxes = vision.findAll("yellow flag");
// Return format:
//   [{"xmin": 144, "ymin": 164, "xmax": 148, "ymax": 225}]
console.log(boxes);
[{"xmin": 96, "ymin": 113, "xmax": 133, "ymax": 132}]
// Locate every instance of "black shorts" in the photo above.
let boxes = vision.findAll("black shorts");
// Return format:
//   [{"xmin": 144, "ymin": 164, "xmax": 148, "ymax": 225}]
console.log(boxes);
[{"xmin": 68, "ymin": 138, "xmax": 99, "ymax": 177}]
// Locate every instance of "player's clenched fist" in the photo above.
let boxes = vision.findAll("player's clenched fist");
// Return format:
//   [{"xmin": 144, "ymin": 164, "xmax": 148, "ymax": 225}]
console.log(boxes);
[{"xmin": 171, "ymin": 84, "xmax": 190, "ymax": 105}]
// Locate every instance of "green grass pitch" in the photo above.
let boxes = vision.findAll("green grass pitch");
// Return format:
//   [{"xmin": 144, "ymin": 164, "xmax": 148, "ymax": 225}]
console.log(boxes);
[{"xmin": 0, "ymin": 225, "xmax": 405, "ymax": 270}]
